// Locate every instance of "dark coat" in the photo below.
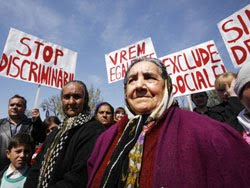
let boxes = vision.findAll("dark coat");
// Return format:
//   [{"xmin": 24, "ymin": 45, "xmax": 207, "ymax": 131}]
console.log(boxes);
[
  {"xmin": 24, "ymin": 118, "xmax": 105, "ymax": 188},
  {"xmin": 0, "ymin": 116, "xmax": 45, "ymax": 171},
  {"xmin": 207, "ymin": 97, "xmax": 244, "ymax": 132}
]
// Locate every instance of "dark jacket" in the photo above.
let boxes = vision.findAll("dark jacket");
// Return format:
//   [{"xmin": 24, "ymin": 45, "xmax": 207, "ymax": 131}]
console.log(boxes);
[
  {"xmin": 207, "ymin": 97, "xmax": 244, "ymax": 132},
  {"xmin": 24, "ymin": 118, "xmax": 105, "ymax": 188},
  {"xmin": 0, "ymin": 116, "xmax": 45, "ymax": 171}
]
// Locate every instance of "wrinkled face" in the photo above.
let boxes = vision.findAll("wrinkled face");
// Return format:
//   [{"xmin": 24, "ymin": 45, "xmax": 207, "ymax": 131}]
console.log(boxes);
[
  {"xmin": 115, "ymin": 111, "xmax": 125, "ymax": 121},
  {"xmin": 6, "ymin": 145, "xmax": 32, "ymax": 170},
  {"xmin": 62, "ymin": 83, "xmax": 85, "ymax": 117},
  {"xmin": 96, "ymin": 105, "xmax": 113, "ymax": 126},
  {"xmin": 191, "ymin": 93, "xmax": 208, "ymax": 108},
  {"xmin": 241, "ymin": 84, "xmax": 250, "ymax": 113},
  {"xmin": 8, "ymin": 98, "xmax": 26, "ymax": 120},
  {"xmin": 126, "ymin": 61, "xmax": 165, "ymax": 115}
]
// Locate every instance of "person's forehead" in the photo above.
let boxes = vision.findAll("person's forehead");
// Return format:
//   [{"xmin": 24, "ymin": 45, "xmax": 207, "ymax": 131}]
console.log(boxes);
[
  {"xmin": 62, "ymin": 83, "xmax": 84, "ymax": 94},
  {"xmin": 11, "ymin": 145, "xmax": 30, "ymax": 150},
  {"xmin": 128, "ymin": 61, "xmax": 161, "ymax": 75},
  {"xmin": 98, "ymin": 105, "xmax": 112, "ymax": 112},
  {"xmin": 9, "ymin": 98, "xmax": 24, "ymax": 104}
]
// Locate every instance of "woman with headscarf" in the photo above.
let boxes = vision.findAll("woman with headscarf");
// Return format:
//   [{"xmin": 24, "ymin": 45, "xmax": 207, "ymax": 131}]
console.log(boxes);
[
  {"xmin": 87, "ymin": 58, "xmax": 250, "ymax": 188},
  {"xmin": 94, "ymin": 102, "xmax": 114, "ymax": 129}
]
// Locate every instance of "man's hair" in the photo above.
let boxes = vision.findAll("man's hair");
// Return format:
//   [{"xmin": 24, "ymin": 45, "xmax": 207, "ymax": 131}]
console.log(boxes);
[
  {"xmin": 8, "ymin": 133, "xmax": 35, "ymax": 151},
  {"xmin": 9, "ymin": 94, "xmax": 27, "ymax": 109},
  {"xmin": 61, "ymin": 80, "xmax": 90, "ymax": 112}
]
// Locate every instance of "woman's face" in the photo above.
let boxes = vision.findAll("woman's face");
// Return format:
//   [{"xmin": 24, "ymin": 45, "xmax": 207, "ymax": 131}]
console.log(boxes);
[
  {"xmin": 126, "ymin": 61, "xmax": 165, "ymax": 115},
  {"xmin": 115, "ymin": 110, "xmax": 125, "ymax": 121}
]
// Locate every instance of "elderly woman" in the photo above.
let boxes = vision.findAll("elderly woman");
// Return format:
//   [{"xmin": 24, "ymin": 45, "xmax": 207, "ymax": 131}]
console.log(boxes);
[{"xmin": 87, "ymin": 58, "xmax": 250, "ymax": 188}]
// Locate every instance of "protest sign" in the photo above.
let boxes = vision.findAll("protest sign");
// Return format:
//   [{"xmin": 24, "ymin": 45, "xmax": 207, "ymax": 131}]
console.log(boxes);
[
  {"xmin": 0, "ymin": 28, "xmax": 77, "ymax": 89},
  {"xmin": 217, "ymin": 4, "xmax": 250, "ymax": 68},
  {"xmin": 160, "ymin": 40, "xmax": 226, "ymax": 97},
  {"xmin": 105, "ymin": 37, "xmax": 157, "ymax": 83}
]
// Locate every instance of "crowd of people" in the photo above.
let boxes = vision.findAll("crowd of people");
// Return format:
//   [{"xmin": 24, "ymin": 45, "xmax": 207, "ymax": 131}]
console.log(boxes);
[{"xmin": 0, "ymin": 57, "xmax": 249, "ymax": 188}]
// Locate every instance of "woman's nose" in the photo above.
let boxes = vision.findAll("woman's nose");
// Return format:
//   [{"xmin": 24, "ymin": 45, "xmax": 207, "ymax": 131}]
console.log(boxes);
[{"xmin": 135, "ymin": 77, "xmax": 145, "ymax": 88}]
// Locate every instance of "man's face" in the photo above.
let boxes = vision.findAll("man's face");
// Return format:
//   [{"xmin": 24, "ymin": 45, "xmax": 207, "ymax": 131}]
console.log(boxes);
[
  {"xmin": 62, "ymin": 82, "xmax": 85, "ymax": 117},
  {"xmin": 6, "ymin": 145, "xmax": 32, "ymax": 170},
  {"xmin": 8, "ymin": 98, "xmax": 26, "ymax": 120}
]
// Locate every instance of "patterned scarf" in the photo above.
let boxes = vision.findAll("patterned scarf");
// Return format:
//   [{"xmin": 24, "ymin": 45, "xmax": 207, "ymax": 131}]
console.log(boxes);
[
  {"xmin": 37, "ymin": 113, "xmax": 91, "ymax": 188},
  {"xmin": 101, "ymin": 78, "xmax": 173, "ymax": 188}
]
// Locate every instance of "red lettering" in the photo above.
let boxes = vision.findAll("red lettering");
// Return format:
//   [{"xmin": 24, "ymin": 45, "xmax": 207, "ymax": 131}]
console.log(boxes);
[
  {"xmin": 9, "ymin": 57, "xmax": 20, "ymax": 78},
  {"xmin": 54, "ymin": 49, "xmax": 64, "ymax": 65},
  {"xmin": 231, "ymin": 45, "xmax": 247, "ymax": 65},
  {"xmin": 198, "ymin": 48, "xmax": 209, "ymax": 66},
  {"xmin": 128, "ymin": 45, "xmax": 136, "ymax": 59},
  {"xmin": 191, "ymin": 49, "xmax": 202, "ymax": 67},
  {"xmin": 43, "ymin": 46, "xmax": 53, "ymax": 62},
  {"xmin": 137, "ymin": 42, "xmax": 145, "ymax": 56},
  {"xmin": 16, "ymin": 37, "xmax": 31, "ymax": 56},
  {"xmin": 196, "ymin": 71, "xmax": 207, "ymax": 89},
  {"xmin": 244, "ymin": 39, "xmax": 250, "ymax": 53},
  {"xmin": 222, "ymin": 19, "xmax": 243, "ymax": 43},
  {"xmin": 176, "ymin": 76, "xmax": 186, "ymax": 93},
  {"xmin": 110, "ymin": 67, "xmax": 115, "ymax": 82},
  {"xmin": 169, "ymin": 56, "xmax": 180, "ymax": 74},
  {"xmin": 120, "ymin": 50, "xmax": 127, "ymax": 63},
  {"xmin": 183, "ymin": 53, "xmax": 196, "ymax": 70},
  {"xmin": 20, "ymin": 60, "xmax": 30, "ymax": 80},
  {"xmin": 177, "ymin": 55, "xmax": 188, "ymax": 72},
  {"xmin": 109, "ymin": 53, "xmax": 118, "ymax": 65},
  {"xmin": 34, "ymin": 41, "xmax": 44, "ymax": 59},
  {"xmin": 0, "ymin": 53, "xmax": 8, "ymax": 72},
  {"xmin": 238, "ymin": 14, "xmax": 249, "ymax": 35},
  {"xmin": 207, "ymin": 44, "xmax": 220, "ymax": 63},
  {"xmin": 184, "ymin": 74, "xmax": 195, "ymax": 91},
  {"xmin": 28, "ymin": 61, "xmax": 38, "ymax": 82},
  {"xmin": 115, "ymin": 65, "xmax": 121, "ymax": 80}
]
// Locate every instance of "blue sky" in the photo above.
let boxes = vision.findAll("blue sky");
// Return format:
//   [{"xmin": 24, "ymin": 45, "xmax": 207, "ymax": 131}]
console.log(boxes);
[{"xmin": 0, "ymin": 0, "xmax": 249, "ymax": 118}]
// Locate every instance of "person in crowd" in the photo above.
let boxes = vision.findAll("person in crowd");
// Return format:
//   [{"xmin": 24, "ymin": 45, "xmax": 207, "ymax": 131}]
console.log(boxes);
[
  {"xmin": 234, "ymin": 63, "xmax": 250, "ymax": 145},
  {"xmin": 94, "ymin": 102, "xmax": 114, "ymax": 129},
  {"xmin": 44, "ymin": 116, "xmax": 61, "ymax": 136},
  {"xmin": 208, "ymin": 72, "xmax": 244, "ymax": 132},
  {"xmin": 31, "ymin": 116, "xmax": 61, "ymax": 165},
  {"xmin": 87, "ymin": 58, "xmax": 250, "ymax": 188},
  {"xmin": 191, "ymin": 92, "xmax": 209, "ymax": 114},
  {"xmin": 114, "ymin": 107, "xmax": 126, "ymax": 123},
  {"xmin": 0, "ymin": 95, "xmax": 46, "ymax": 171},
  {"xmin": 24, "ymin": 80, "xmax": 105, "ymax": 188},
  {"xmin": 0, "ymin": 133, "xmax": 35, "ymax": 188}
]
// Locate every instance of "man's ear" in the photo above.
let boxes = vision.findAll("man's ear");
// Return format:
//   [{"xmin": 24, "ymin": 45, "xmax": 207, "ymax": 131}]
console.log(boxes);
[{"xmin": 6, "ymin": 150, "xmax": 11, "ymax": 159}]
